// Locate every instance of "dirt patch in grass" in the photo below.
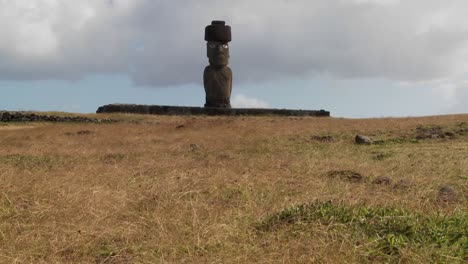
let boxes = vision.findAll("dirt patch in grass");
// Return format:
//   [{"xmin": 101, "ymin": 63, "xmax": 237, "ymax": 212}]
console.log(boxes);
[
  {"xmin": 437, "ymin": 186, "xmax": 459, "ymax": 205},
  {"xmin": 372, "ymin": 176, "xmax": 393, "ymax": 185},
  {"xmin": 326, "ymin": 170, "xmax": 367, "ymax": 183},
  {"xmin": 310, "ymin": 135, "xmax": 337, "ymax": 143}
]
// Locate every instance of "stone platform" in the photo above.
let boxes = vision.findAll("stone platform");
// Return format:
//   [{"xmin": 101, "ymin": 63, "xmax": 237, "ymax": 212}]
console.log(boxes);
[{"xmin": 96, "ymin": 104, "xmax": 330, "ymax": 117}]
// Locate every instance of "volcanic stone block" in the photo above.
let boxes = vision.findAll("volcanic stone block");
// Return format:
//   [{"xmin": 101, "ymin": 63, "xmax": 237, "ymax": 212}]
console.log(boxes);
[{"xmin": 96, "ymin": 104, "xmax": 330, "ymax": 117}]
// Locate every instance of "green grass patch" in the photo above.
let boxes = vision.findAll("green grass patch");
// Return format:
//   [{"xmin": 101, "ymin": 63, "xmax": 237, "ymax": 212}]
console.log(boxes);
[{"xmin": 257, "ymin": 201, "xmax": 467, "ymax": 261}]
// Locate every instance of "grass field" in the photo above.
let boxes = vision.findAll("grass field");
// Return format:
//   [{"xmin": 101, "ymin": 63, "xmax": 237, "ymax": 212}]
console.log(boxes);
[{"xmin": 0, "ymin": 113, "xmax": 467, "ymax": 263}]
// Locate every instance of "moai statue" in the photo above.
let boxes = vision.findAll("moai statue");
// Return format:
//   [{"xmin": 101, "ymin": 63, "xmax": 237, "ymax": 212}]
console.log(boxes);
[{"xmin": 204, "ymin": 20, "xmax": 232, "ymax": 108}]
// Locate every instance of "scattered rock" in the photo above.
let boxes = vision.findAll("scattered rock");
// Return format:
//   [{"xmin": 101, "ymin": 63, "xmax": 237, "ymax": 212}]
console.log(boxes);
[
  {"xmin": 455, "ymin": 123, "xmax": 468, "ymax": 135},
  {"xmin": 77, "ymin": 130, "xmax": 93, "ymax": 135},
  {"xmin": 311, "ymin": 135, "xmax": 337, "ymax": 142},
  {"xmin": 176, "ymin": 124, "xmax": 185, "ymax": 129},
  {"xmin": 415, "ymin": 125, "xmax": 457, "ymax": 140},
  {"xmin": 437, "ymin": 185, "xmax": 458, "ymax": 204},
  {"xmin": 327, "ymin": 170, "xmax": 366, "ymax": 183},
  {"xmin": 455, "ymin": 128, "xmax": 468, "ymax": 135},
  {"xmin": 65, "ymin": 130, "xmax": 94, "ymax": 136},
  {"xmin": 416, "ymin": 125, "xmax": 443, "ymax": 134},
  {"xmin": 444, "ymin": 131, "xmax": 456, "ymax": 138},
  {"xmin": 372, "ymin": 176, "xmax": 393, "ymax": 185},
  {"xmin": 393, "ymin": 179, "xmax": 414, "ymax": 190},
  {"xmin": 355, "ymin": 135, "xmax": 373, "ymax": 145}
]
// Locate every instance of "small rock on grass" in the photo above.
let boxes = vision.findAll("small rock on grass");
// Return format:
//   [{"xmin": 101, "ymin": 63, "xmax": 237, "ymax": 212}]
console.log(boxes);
[{"xmin": 355, "ymin": 135, "xmax": 373, "ymax": 145}]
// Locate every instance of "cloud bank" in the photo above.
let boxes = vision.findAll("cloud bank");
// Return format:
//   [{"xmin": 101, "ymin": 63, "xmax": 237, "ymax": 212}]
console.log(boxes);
[
  {"xmin": 232, "ymin": 94, "xmax": 270, "ymax": 108},
  {"xmin": 0, "ymin": 0, "xmax": 467, "ymax": 92}
]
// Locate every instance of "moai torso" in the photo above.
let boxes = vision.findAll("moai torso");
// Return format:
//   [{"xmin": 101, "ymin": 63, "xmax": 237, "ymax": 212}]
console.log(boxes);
[
  {"xmin": 204, "ymin": 65, "xmax": 232, "ymax": 108},
  {"xmin": 204, "ymin": 21, "xmax": 232, "ymax": 108}
]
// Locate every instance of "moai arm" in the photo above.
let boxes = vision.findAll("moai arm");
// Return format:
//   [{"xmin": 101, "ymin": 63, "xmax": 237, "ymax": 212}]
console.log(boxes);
[
  {"xmin": 203, "ymin": 66, "xmax": 209, "ymax": 95},
  {"xmin": 229, "ymin": 67, "xmax": 232, "ymax": 96}
]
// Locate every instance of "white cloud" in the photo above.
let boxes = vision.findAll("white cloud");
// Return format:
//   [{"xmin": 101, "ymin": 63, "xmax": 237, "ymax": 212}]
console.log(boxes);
[
  {"xmin": 351, "ymin": 0, "xmax": 400, "ymax": 6},
  {"xmin": 0, "ymin": 0, "xmax": 59, "ymax": 57},
  {"xmin": 232, "ymin": 94, "xmax": 270, "ymax": 108},
  {"xmin": 0, "ymin": 0, "xmax": 137, "ymax": 79},
  {"xmin": 0, "ymin": 0, "xmax": 467, "ymax": 92}
]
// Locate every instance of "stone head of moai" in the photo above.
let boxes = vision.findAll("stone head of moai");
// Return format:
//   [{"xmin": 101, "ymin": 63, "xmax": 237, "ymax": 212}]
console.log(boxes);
[{"xmin": 203, "ymin": 20, "xmax": 232, "ymax": 108}]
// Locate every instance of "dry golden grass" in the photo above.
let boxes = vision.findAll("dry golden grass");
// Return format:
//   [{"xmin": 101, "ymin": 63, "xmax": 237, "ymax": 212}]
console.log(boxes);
[{"xmin": 0, "ymin": 113, "xmax": 467, "ymax": 263}]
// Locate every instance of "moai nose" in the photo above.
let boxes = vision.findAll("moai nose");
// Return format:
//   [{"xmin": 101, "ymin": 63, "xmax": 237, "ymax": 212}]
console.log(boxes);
[{"xmin": 217, "ymin": 45, "xmax": 223, "ymax": 51}]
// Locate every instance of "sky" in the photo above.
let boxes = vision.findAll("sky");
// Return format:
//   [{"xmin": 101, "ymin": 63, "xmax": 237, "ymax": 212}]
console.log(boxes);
[{"xmin": 1, "ymin": 0, "xmax": 468, "ymax": 118}]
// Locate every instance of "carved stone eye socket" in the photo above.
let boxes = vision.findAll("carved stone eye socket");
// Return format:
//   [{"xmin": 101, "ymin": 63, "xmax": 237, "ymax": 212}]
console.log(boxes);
[{"xmin": 208, "ymin": 43, "xmax": 229, "ymax": 49}]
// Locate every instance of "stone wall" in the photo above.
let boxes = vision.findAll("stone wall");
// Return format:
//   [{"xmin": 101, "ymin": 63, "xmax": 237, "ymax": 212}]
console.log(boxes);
[
  {"xmin": 0, "ymin": 111, "xmax": 114, "ymax": 123},
  {"xmin": 96, "ymin": 104, "xmax": 330, "ymax": 117}
]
